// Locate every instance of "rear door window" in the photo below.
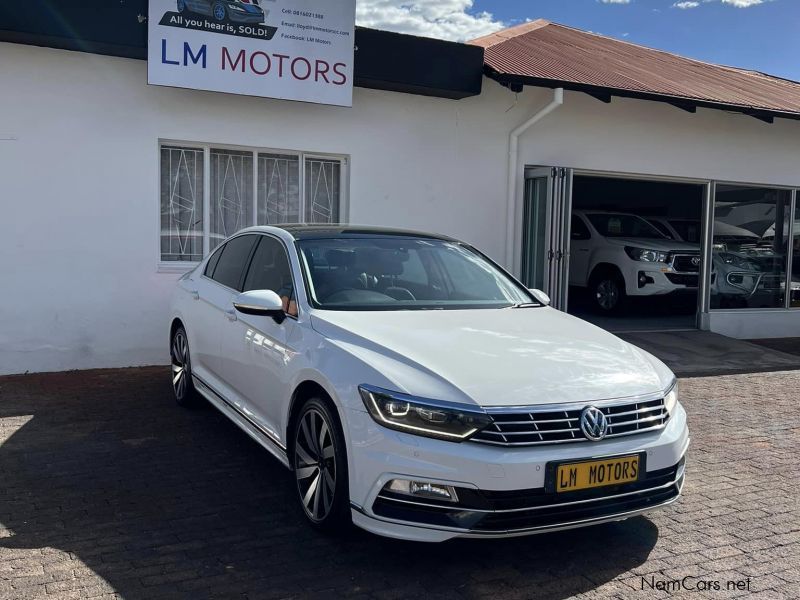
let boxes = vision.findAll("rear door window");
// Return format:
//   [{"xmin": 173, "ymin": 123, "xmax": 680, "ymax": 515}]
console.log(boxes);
[{"xmin": 210, "ymin": 235, "xmax": 258, "ymax": 291}]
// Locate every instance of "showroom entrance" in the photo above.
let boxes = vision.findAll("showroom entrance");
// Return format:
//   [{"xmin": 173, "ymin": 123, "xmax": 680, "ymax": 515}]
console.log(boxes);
[{"xmin": 521, "ymin": 168, "xmax": 708, "ymax": 332}]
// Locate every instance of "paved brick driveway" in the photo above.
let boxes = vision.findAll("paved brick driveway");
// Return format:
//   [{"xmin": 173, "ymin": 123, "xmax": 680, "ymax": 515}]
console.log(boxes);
[{"xmin": 0, "ymin": 368, "xmax": 797, "ymax": 599}]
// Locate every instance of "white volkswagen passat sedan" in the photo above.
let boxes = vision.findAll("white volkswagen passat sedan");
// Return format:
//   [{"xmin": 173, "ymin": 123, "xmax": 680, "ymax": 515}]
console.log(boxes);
[{"xmin": 169, "ymin": 225, "xmax": 688, "ymax": 541}]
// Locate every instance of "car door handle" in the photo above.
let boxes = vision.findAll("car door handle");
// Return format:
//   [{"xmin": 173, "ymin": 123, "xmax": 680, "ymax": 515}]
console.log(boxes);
[
  {"xmin": 225, "ymin": 309, "xmax": 238, "ymax": 322},
  {"xmin": 190, "ymin": 290, "xmax": 200, "ymax": 300}
]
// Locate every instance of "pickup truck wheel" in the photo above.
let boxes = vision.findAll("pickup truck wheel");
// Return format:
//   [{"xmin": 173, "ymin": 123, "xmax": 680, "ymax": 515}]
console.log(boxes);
[{"xmin": 592, "ymin": 274, "xmax": 626, "ymax": 313}]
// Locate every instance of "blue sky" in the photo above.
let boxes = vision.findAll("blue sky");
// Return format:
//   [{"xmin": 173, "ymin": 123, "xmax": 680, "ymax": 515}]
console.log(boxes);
[{"xmin": 355, "ymin": 0, "xmax": 800, "ymax": 81}]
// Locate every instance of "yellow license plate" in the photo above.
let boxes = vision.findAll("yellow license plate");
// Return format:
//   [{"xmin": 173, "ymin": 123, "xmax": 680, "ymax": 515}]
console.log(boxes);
[{"xmin": 555, "ymin": 455, "xmax": 640, "ymax": 493}]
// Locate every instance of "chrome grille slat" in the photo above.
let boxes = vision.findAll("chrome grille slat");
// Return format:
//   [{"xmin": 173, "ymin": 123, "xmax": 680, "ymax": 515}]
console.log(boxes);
[
  {"xmin": 471, "ymin": 397, "xmax": 669, "ymax": 447},
  {"xmin": 607, "ymin": 405, "xmax": 664, "ymax": 418},
  {"xmin": 490, "ymin": 417, "xmax": 578, "ymax": 425},
  {"xmin": 607, "ymin": 412, "xmax": 668, "ymax": 429},
  {"xmin": 478, "ymin": 427, "xmax": 580, "ymax": 436}
]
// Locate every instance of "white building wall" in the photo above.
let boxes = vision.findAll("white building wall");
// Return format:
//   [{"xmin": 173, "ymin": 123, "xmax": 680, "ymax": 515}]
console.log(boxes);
[
  {"xmin": 0, "ymin": 43, "xmax": 517, "ymax": 375},
  {"xmin": 1, "ymin": 43, "xmax": 799, "ymax": 375}
]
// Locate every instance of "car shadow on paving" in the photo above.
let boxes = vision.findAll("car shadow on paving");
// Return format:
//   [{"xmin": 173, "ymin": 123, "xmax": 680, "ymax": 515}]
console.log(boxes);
[{"xmin": 0, "ymin": 368, "xmax": 660, "ymax": 599}]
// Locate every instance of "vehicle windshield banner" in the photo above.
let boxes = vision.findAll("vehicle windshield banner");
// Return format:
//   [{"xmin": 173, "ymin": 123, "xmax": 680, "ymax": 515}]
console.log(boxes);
[{"xmin": 147, "ymin": 0, "xmax": 355, "ymax": 107}]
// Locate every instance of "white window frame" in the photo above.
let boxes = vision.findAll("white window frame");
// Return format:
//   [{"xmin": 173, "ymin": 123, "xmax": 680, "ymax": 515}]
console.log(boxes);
[{"xmin": 157, "ymin": 139, "xmax": 349, "ymax": 272}]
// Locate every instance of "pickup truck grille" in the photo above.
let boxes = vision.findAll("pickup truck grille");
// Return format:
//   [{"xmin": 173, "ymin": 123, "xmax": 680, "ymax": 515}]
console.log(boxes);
[
  {"xmin": 471, "ymin": 398, "xmax": 669, "ymax": 446},
  {"xmin": 671, "ymin": 254, "xmax": 701, "ymax": 273}
]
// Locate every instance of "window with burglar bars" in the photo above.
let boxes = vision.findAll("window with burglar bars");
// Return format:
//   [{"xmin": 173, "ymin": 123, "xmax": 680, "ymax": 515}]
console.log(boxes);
[{"xmin": 160, "ymin": 143, "xmax": 345, "ymax": 262}]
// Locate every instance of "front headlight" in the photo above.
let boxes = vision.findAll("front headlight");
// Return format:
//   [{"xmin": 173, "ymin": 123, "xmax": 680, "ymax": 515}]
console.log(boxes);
[
  {"xmin": 227, "ymin": 3, "xmax": 246, "ymax": 11},
  {"xmin": 359, "ymin": 385, "xmax": 491, "ymax": 442},
  {"xmin": 624, "ymin": 246, "xmax": 668, "ymax": 262},
  {"xmin": 663, "ymin": 380, "xmax": 679, "ymax": 415}
]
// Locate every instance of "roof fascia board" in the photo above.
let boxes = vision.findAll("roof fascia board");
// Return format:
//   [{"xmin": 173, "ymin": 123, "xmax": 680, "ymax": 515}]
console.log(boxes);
[{"xmin": 487, "ymin": 70, "xmax": 797, "ymax": 123}]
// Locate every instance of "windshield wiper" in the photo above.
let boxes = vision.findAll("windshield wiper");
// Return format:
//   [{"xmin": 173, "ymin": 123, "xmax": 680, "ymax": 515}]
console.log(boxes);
[{"xmin": 508, "ymin": 302, "xmax": 540, "ymax": 309}]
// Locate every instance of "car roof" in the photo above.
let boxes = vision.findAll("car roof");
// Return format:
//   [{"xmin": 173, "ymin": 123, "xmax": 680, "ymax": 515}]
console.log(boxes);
[{"xmin": 245, "ymin": 224, "xmax": 457, "ymax": 241}]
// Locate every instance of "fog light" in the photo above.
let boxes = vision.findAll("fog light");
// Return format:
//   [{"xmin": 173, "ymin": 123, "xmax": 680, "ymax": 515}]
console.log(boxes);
[
  {"xmin": 385, "ymin": 479, "xmax": 459, "ymax": 502},
  {"xmin": 638, "ymin": 271, "xmax": 655, "ymax": 288}
]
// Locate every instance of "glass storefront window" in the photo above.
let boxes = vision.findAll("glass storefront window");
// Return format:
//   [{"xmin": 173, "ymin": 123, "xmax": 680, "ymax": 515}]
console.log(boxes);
[{"xmin": 711, "ymin": 185, "xmax": 792, "ymax": 309}]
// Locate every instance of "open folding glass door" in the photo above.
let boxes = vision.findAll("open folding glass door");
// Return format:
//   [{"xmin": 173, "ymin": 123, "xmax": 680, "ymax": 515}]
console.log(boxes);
[{"xmin": 521, "ymin": 167, "xmax": 573, "ymax": 311}]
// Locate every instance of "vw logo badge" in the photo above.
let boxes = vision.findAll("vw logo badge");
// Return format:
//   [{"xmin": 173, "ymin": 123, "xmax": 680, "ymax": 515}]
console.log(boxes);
[
  {"xmin": 691, "ymin": 256, "xmax": 701, "ymax": 267},
  {"xmin": 580, "ymin": 406, "xmax": 608, "ymax": 441}
]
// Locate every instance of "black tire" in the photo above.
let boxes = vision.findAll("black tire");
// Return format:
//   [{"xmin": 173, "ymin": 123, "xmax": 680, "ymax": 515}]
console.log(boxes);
[
  {"xmin": 292, "ymin": 397, "xmax": 351, "ymax": 532},
  {"xmin": 590, "ymin": 270, "xmax": 627, "ymax": 314},
  {"xmin": 170, "ymin": 325, "xmax": 200, "ymax": 407}
]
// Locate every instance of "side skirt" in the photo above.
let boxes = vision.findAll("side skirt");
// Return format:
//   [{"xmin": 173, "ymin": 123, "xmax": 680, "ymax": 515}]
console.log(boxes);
[{"xmin": 192, "ymin": 374, "xmax": 291, "ymax": 469}]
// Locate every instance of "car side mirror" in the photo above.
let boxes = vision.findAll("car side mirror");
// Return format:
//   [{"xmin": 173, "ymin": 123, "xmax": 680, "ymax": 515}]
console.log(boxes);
[
  {"xmin": 528, "ymin": 288, "xmax": 551, "ymax": 306},
  {"xmin": 233, "ymin": 290, "xmax": 286, "ymax": 323}
]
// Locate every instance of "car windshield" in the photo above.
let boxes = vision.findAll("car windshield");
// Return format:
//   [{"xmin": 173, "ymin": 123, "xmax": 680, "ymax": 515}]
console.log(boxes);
[
  {"xmin": 297, "ymin": 237, "xmax": 534, "ymax": 310},
  {"xmin": 587, "ymin": 213, "xmax": 666, "ymax": 239},
  {"xmin": 668, "ymin": 220, "xmax": 702, "ymax": 243}
]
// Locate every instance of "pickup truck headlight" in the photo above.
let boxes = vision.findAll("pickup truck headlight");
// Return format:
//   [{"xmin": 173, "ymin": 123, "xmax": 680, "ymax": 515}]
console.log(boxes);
[
  {"xmin": 624, "ymin": 246, "xmax": 668, "ymax": 263},
  {"xmin": 663, "ymin": 380, "xmax": 679, "ymax": 415},
  {"xmin": 359, "ymin": 385, "xmax": 491, "ymax": 442}
]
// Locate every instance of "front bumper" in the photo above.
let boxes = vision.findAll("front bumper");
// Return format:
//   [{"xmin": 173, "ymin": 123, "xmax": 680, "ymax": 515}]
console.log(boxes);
[
  {"xmin": 347, "ymin": 404, "xmax": 689, "ymax": 542},
  {"xmin": 228, "ymin": 9, "xmax": 265, "ymax": 23},
  {"xmin": 625, "ymin": 266, "xmax": 699, "ymax": 297}
]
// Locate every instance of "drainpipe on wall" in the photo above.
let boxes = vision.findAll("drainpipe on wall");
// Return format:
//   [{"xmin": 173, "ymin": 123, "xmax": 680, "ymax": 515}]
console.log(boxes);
[{"xmin": 505, "ymin": 87, "xmax": 564, "ymax": 272}]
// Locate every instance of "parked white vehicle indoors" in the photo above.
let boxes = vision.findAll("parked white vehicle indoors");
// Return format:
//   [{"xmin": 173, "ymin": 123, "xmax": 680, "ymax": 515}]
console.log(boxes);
[
  {"xmin": 169, "ymin": 225, "xmax": 689, "ymax": 541},
  {"xmin": 570, "ymin": 210, "xmax": 702, "ymax": 313}
]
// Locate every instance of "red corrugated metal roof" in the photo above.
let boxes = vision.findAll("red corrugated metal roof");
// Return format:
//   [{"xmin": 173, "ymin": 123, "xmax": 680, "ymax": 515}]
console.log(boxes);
[{"xmin": 471, "ymin": 20, "xmax": 800, "ymax": 119}]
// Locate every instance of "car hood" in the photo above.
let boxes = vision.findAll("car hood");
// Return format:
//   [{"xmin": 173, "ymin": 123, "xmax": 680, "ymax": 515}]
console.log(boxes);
[
  {"xmin": 310, "ymin": 307, "xmax": 672, "ymax": 408},
  {"xmin": 604, "ymin": 238, "xmax": 699, "ymax": 252}
]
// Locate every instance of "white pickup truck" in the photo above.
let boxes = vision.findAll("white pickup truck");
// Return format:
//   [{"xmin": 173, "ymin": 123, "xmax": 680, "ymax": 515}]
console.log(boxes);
[{"xmin": 570, "ymin": 210, "xmax": 702, "ymax": 312}]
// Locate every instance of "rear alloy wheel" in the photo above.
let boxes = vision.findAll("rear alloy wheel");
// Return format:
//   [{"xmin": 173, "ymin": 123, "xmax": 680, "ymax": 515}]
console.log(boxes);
[
  {"xmin": 177, "ymin": 0, "xmax": 188, "ymax": 13},
  {"xmin": 293, "ymin": 398, "xmax": 350, "ymax": 531},
  {"xmin": 170, "ymin": 326, "xmax": 199, "ymax": 407},
  {"xmin": 593, "ymin": 275, "xmax": 625, "ymax": 313}
]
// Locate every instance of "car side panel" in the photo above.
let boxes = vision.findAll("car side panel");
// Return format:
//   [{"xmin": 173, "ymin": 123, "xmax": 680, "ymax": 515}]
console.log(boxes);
[
  {"xmin": 219, "ymin": 310, "xmax": 296, "ymax": 446},
  {"xmin": 189, "ymin": 275, "xmax": 234, "ymax": 382}
]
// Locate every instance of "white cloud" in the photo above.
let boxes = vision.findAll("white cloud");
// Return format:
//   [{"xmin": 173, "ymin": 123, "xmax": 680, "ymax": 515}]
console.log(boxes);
[
  {"xmin": 720, "ymin": 0, "xmax": 764, "ymax": 6},
  {"xmin": 673, "ymin": 0, "xmax": 766, "ymax": 8},
  {"xmin": 355, "ymin": 0, "xmax": 505, "ymax": 42}
]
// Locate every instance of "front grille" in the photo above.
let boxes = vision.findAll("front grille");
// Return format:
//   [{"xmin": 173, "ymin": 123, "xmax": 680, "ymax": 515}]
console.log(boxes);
[
  {"xmin": 672, "ymin": 254, "xmax": 701, "ymax": 273},
  {"xmin": 371, "ymin": 461, "xmax": 684, "ymax": 534},
  {"xmin": 665, "ymin": 273, "xmax": 699, "ymax": 286},
  {"xmin": 471, "ymin": 397, "xmax": 668, "ymax": 447}
]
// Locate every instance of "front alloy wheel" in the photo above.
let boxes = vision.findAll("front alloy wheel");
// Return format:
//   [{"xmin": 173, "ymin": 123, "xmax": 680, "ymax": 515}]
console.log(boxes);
[{"xmin": 293, "ymin": 399, "xmax": 350, "ymax": 530}]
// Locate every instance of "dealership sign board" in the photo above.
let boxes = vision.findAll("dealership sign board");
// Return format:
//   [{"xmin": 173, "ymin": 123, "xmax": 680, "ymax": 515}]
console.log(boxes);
[{"xmin": 147, "ymin": 0, "xmax": 356, "ymax": 106}]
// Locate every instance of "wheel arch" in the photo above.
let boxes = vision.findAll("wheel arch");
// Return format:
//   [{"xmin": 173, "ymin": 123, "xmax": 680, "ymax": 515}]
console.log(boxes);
[
  {"xmin": 286, "ymin": 379, "xmax": 345, "ymax": 460},
  {"xmin": 589, "ymin": 262, "xmax": 625, "ymax": 286},
  {"xmin": 169, "ymin": 317, "xmax": 184, "ymax": 347}
]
